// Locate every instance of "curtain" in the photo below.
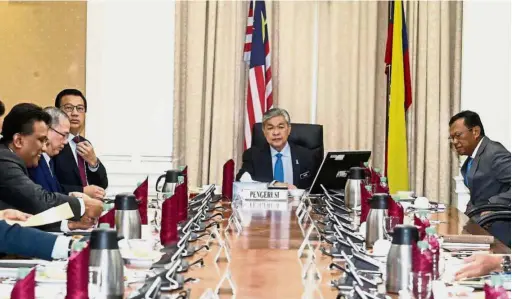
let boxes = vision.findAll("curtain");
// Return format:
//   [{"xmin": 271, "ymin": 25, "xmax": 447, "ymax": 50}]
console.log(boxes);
[
  {"xmin": 405, "ymin": 0, "xmax": 463, "ymax": 203},
  {"xmin": 173, "ymin": 0, "xmax": 463, "ymax": 204}
]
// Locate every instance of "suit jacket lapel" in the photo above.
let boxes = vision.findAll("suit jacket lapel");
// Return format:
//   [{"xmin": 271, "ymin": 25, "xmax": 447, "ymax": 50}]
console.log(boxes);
[
  {"xmin": 290, "ymin": 143, "xmax": 300, "ymax": 185},
  {"xmin": 468, "ymin": 137, "xmax": 489, "ymax": 190},
  {"xmin": 40, "ymin": 159, "xmax": 58, "ymax": 192},
  {"xmin": 63, "ymin": 144, "xmax": 81, "ymax": 182},
  {"xmin": 260, "ymin": 145, "xmax": 274, "ymax": 181}
]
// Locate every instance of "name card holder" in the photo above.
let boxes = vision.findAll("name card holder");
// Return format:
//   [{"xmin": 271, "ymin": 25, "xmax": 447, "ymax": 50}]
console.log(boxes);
[
  {"xmin": 240, "ymin": 189, "xmax": 288, "ymax": 201},
  {"xmin": 242, "ymin": 200, "xmax": 288, "ymax": 211},
  {"xmin": 214, "ymin": 267, "xmax": 237, "ymax": 296}
]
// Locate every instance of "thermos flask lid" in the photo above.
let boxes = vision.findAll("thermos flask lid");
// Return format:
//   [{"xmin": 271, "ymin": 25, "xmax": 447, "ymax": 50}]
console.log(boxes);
[
  {"xmin": 115, "ymin": 193, "xmax": 139, "ymax": 210},
  {"xmin": 90, "ymin": 227, "xmax": 119, "ymax": 250},
  {"xmin": 370, "ymin": 193, "xmax": 389, "ymax": 209},
  {"xmin": 392, "ymin": 225, "xmax": 419, "ymax": 245},
  {"xmin": 348, "ymin": 167, "xmax": 365, "ymax": 180},
  {"xmin": 165, "ymin": 170, "xmax": 182, "ymax": 183}
]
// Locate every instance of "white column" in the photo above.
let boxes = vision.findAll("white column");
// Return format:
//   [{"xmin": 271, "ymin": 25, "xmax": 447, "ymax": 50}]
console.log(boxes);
[
  {"xmin": 85, "ymin": 0, "xmax": 176, "ymax": 196},
  {"xmin": 456, "ymin": 0, "xmax": 511, "ymax": 211},
  {"xmin": 460, "ymin": 0, "xmax": 511, "ymax": 149},
  {"xmin": 310, "ymin": 1, "xmax": 319, "ymax": 125}
]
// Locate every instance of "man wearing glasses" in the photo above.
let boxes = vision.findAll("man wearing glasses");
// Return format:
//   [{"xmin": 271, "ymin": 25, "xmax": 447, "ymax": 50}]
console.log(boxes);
[
  {"xmin": 53, "ymin": 89, "xmax": 108, "ymax": 200},
  {"xmin": 449, "ymin": 110, "xmax": 511, "ymax": 246},
  {"xmin": 27, "ymin": 107, "xmax": 94, "ymax": 231}
]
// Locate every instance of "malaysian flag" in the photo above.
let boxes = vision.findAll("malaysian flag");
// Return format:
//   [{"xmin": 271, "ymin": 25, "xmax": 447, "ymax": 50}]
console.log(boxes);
[{"xmin": 243, "ymin": 0, "xmax": 273, "ymax": 150}]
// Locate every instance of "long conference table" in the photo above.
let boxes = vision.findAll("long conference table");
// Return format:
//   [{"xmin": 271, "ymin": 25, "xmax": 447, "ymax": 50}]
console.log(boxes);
[{"xmin": 145, "ymin": 198, "xmax": 510, "ymax": 298}]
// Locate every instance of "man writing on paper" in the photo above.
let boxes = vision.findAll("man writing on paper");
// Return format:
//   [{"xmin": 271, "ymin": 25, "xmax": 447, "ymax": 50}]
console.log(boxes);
[
  {"xmin": 449, "ymin": 111, "xmax": 511, "ymax": 247},
  {"xmin": 27, "ymin": 107, "xmax": 94, "ymax": 231},
  {"xmin": 236, "ymin": 108, "xmax": 318, "ymax": 189},
  {"xmin": 0, "ymin": 103, "xmax": 103, "ymax": 224}
]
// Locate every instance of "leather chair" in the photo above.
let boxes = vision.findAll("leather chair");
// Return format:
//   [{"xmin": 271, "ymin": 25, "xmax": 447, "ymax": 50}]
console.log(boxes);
[
  {"xmin": 466, "ymin": 204, "xmax": 511, "ymax": 218},
  {"xmin": 469, "ymin": 204, "xmax": 511, "ymax": 248},
  {"xmin": 251, "ymin": 122, "xmax": 324, "ymax": 168}
]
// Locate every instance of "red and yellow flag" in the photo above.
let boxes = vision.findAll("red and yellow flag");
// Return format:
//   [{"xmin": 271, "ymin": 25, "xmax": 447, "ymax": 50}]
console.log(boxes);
[{"xmin": 385, "ymin": 0, "xmax": 412, "ymax": 194}]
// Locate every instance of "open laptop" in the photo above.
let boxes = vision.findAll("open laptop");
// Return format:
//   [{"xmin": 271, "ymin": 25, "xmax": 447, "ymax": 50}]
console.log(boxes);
[{"xmin": 308, "ymin": 150, "xmax": 371, "ymax": 195}]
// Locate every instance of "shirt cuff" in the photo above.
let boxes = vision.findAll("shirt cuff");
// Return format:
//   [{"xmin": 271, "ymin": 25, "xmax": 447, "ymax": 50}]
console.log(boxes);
[
  {"xmin": 88, "ymin": 160, "xmax": 100, "ymax": 172},
  {"xmin": 51, "ymin": 236, "xmax": 71, "ymax": 260},
  {"xmin": 77, "ymin": 197, "xmax": 85, "ymax": 216},
  {"xmin": 60, "ymin": 220, "xmax": 70, "ymax": 232}
]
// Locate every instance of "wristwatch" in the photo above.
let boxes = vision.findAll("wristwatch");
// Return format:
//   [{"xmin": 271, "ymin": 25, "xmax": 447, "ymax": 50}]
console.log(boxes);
[{"xmin": 501, "ymin": 255, "xmax": 511, "ymax": 273}]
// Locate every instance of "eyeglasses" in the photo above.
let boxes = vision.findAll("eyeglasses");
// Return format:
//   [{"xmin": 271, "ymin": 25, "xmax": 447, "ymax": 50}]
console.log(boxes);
[
  {"xmin": 448, "ymin": 128, "xmax": 473, "ymax": 143},
  {"xmin": 50, "ymin": 127, "xmax": 69, "ymax": 139},
  {"xmin": 61, "ymin": 104, "xmax": 85, "ymax": 114}
]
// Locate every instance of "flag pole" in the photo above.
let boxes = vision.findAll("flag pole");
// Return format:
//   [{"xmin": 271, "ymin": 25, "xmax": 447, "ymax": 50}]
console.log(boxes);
[{"xmin": 384, "ymin": 0, "xmax": 392, "ymax": 177}]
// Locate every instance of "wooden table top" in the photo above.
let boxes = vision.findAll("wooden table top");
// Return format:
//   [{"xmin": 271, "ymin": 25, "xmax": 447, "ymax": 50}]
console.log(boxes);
[{"xmin": 173, "ymin": 202, "xmax": 509, "ymax": 298}]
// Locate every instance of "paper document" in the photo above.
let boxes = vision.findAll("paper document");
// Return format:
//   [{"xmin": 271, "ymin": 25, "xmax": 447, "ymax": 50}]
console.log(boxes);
[{"xmin": 6, "ymin": 203, "xmax": 74, "ymax": 227}]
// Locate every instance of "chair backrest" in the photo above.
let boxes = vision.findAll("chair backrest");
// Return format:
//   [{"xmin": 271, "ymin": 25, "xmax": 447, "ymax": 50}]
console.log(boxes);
[{"xmin": 251, "ymin": 122, "xmax": 324, "ymax": 166}]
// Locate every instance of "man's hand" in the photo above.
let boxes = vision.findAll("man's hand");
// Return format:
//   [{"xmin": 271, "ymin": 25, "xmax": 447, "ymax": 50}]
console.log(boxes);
[
  {"xmin": 71, "ymin": 192, "xmax": 103, "ymax": 219},
  {"xmin": 273, "ymin": 182, "xmax": 298, "ymax": 190},
  {"xmin": 83, "ymin": 185, "xmax": 106, "ymax": 200},
  {"xmin": 0, "ymin": 209, "xmax": 32, "ymax": 221},
  {"xmin": 68, "ymin": 216, "xmax": 96, "ymax": 230},
  {"xmin": 455, "ymin": 254, "xmax": 503, "ymax": 280},
  {"xmin": 76, "ymin": 141, "xmax": 98, "ymax": 166}
]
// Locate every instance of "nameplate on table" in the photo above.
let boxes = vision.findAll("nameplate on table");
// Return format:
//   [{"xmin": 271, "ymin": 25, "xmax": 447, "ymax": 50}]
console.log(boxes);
[
  {"xmin": 241, "ymin": 200, "xmax": 288, "ymax": 211},
  {"xmin": 240, "ymin": 190, "xmax": 288, "ymax": 201}
]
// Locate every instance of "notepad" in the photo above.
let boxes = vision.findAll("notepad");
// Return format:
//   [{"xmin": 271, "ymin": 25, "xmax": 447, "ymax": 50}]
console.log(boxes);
[{"xmin": 6, "ymin": 203, "xmax": 74, "ymax": 227}]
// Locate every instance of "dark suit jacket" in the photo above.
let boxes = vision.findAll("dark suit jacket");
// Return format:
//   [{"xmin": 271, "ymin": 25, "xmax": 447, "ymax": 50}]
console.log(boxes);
[
  {"xmin": 53, "ymin": 135, "xmax": 108, "ymax": 193},
  {"xmin": 0, "ymin": 220, "xmax": 58, "ymax": 261},
  {"xmin": 0, "ymin": 144, "xmax": 82, "ymax": 220},
  {"xmin": 27, "ymin": 156, "xmax": 63, "ymax": 193},
  {"xmin": 462, "ymin": 136, "xmax": 511, "ymax": 211},
  {"xmin": 236, "ymin": 142, "xmax": 318, "ymax": 189},
  {"xmin": 27, "ymin": 156, "xmax": 66, "ymax": 232}
]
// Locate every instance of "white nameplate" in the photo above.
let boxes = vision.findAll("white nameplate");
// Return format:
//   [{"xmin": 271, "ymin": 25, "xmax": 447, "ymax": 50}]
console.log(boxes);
[
  {"xmin": 240, "ymin": 189, "xmax": 288, "ymax": 201},
  {"xmin": 241, "ymin": 200, "xmax": 288, "ymax": 211}
]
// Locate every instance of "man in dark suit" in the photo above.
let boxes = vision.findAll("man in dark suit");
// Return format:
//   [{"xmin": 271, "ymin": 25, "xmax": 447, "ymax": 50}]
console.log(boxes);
[
  {"xmin": 27, "ymin": 107, "xmax": 93, "ymax": 232},
  {"xmin": 236, "ymin": 108, "xmax": 318, "ymax": 189},
  {"xmin": 449, "ymin": 110, "xmax": 511, "ymax": 246},
  {"xmin": 0, "ymin": 103, "xmax": 103, "ymax": 223},
  {"xmin": 53, "ymin": 89, "xmax": 108, "ymax": 199},
  {"xmin": 0, "ymin": 101, "xmax": 78, "ymax": 260}
]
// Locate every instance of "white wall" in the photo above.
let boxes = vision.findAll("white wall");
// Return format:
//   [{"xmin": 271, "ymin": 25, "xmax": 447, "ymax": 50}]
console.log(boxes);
[
  {"xmin": 461, "ymin": 0, "xmax": 511, "ymax": 150},
  {"xmin": 85, "ymin": 0, "xmax": 176, "ymax": 196},
  {"xmin": 456, "ymin": 0, "xmax": 511, "ymax": 211}
]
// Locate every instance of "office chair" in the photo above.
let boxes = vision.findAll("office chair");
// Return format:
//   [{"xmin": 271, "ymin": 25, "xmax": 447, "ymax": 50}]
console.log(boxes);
[
  {"xmin": 466, "ymin": 203, "xmax": 511, "ymax": 218},
  {"xmin": 251, "ymin": 122, "xmax": 324, "ymax": 168},
  {"xmin": 477, "ymin": 210, "xmax": 511, "ymax": 248}
]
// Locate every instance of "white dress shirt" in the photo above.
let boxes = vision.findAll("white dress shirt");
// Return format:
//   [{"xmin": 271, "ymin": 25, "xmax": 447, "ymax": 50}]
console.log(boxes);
[
  {"xmin": 67, "ymin": 133, "xmax": 99, "ymax": 172},
  {"xmin": 471, "ymin": 136, "xmax": 485, "ymax": 159},
  {"xmin": 51, "ymin": 236, "xmax": 72, "ymax": 259},
  {"xmin": 270, "ymin": 142, "xmax": 294, "ymax": 185}
]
